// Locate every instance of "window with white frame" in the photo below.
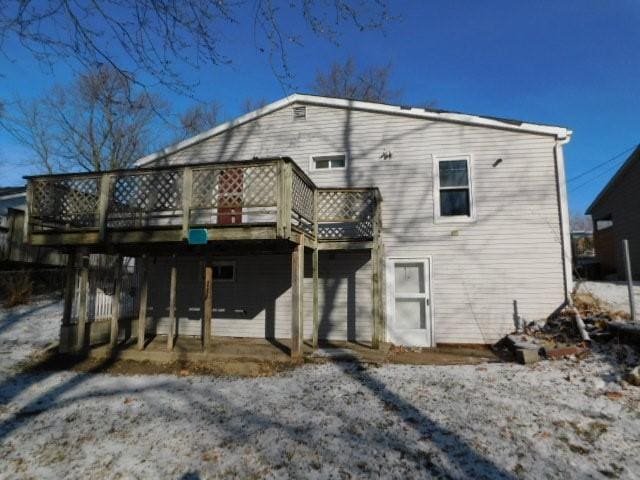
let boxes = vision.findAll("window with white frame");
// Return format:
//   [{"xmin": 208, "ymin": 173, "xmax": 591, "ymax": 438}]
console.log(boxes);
[
  {"xmin": 434, "ymin": 156, "xmax": 473, "ymax": 220},
  {"xmin": 212, "ymin": 261, "xmax": 235, "ymax": 282},
  {"xmin": 311, "ymin": 153, "xmax": 346, "ymax": 171}
]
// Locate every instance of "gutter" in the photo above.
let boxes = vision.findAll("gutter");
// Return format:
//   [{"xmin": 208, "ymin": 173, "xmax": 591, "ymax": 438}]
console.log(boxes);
[{"xmin": 554, "ymin": 135, "xmax": 573, "ymax": 306}]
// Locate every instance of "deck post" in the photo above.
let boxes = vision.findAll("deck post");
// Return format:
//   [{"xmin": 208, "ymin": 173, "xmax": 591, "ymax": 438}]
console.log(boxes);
[
  {"xmin": 312, "ymin": 247, "xmax": 319, "ymax": 349},
  {"xmin": 181, "ymin": 167, "xmax": 193, "ymax": 239},
  {"xmin": 76, "ymin": 250, "xmax": 90, "ymax": 352},
  {"xmin": 137, "ymin": 255, "xmax": 149, "ymax": 350},
  {"xmin": 277, "ymin": 160, "xmax": 293, "ymax": 240},
  {"xmin": 60, "ymin": 251, "xmax": 77, "ymax": 353},
  {"xmin": 203, "ymin": 259, "xmax": 213, "ymax": 350},
  {"xmin": 167, "ymin": 256, "xmax": 177, "ymax": 351},
  {"xmin": 98, "ymin": 174, "xmax": 112, "ymax": 242},
  {"xmin": 312, "ymin": 189, "xmax": 319, "ymax": 349},
  {"xmin": 22, "ymin": 182, "xmax": 32, "ymax": 244},
  {"xmin": 291, "ymin": 234, "xmax": 305, "ymax": 358},
  {"xmin": 62, "ymin": 252, "xmax": 77, "ymax": 326},
  {"xmin": 109, "ymin": 254, "xmax": 123, "ymax": 349},
  {"xmin": 371, "ymin": 193, "xmax": 383, "ymax": 349}
]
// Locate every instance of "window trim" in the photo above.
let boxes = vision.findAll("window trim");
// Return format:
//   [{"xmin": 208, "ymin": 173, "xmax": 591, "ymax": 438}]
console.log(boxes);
[
  {"xmin": 212, "ymin": 260, "xmax": 236, "ymax": 283},
  {"xmin": 432, "ymin": 154, "xmax": 475, "ymax": 223},
  {"xmin": 309, "ymin": 152, "xmax": 348, "ymax": 172}
]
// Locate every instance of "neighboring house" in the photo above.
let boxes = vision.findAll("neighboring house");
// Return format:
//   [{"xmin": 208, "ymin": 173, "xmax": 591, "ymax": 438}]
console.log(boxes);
[
  {"xmin": 0, "ymin": 186, "xmax": 26, "ymax": 226},
  {"xmin": 571, "ymin": 230, "xmax": 598, "ymax": 280},
  {"xmin": 0, "ymin": 186, "xmax": 26, "ymax": 262},
  {"xmin": 1, "ymin": 186, "xmax": 67, "ymax": 266},
  {"xmin": 23, "ymin": 94, "xmax": 573, "ymax": 353},
  {"xmin": 587, "ymin": 145, "xmax": 640, "ymax": 279}
]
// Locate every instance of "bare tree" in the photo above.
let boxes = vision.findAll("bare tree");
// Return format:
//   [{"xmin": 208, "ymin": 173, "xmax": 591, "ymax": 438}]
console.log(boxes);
[
  {"xmin": 1, "ymin": 65, "xmax": 163, "ymax": 173},
  {"xmin": 0, "ymin": 99, "xmax": 58, "ymax": 173},
  {"xmin": 570, "ymin": 212, "xmax": 593, "ymax": 232},
  {"xmin": 240, "ymin": 98, "xmax": 268, "ymax": 114},
  {"xmin": 311, "ymin": 57, "xmax": 400, "ymax": 103},
  {"xmin": 0, "ymin": 1, "xmax": 394, "ymax": 93},
  {"xmin": 177, "ymin": 102, "xmax": 221, "ymax": 139}
]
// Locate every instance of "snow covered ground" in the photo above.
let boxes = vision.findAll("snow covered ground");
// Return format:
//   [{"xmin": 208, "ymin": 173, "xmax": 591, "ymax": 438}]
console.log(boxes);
[
  {"xmin": 1, "ymin": 298, "xmax": 640, "ymax": 479},
  {"xmin": 575, "ymin": 280, "xmax": 640, "ymax": 314}
]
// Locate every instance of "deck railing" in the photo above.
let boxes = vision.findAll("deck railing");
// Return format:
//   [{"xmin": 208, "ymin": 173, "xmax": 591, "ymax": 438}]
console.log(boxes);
[{"xmin": 24, "ymin": 157, "xmax": 380, "ymax": 245}]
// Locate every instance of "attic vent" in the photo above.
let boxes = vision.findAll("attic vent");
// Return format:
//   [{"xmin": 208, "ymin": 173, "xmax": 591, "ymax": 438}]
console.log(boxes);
[{"xmin": 293, "ymin": 106, "xmax": 306, "ymax": 120}]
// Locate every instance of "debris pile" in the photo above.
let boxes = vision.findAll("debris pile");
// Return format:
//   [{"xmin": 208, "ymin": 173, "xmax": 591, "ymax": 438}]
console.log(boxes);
[{"xmin": 494, "ymin": 288, "xmax": 640, "ymax": 387}]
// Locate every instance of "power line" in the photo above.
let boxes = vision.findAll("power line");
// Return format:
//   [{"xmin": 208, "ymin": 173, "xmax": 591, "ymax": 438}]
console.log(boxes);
[
  {"xmin": 568, "ymin": 143, "xmax": 637, "ymax": 183},
  {"xmin": 569, "ymin": 157, "xmax": 629, "ymax": 193}
]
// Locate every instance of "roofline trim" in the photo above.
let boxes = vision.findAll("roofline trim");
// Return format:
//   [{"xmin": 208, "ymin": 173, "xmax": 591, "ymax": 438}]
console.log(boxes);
[
  {"xmin": 0, "ymin": 192, "xmax": 26, "ymax": 201},
  {"xmin": 136, "ymin": 93, "xmax": 572, "ymax": 167},
  {"xmin": 586, "ymin": 144, "xmax": 640, "ymax": 215}
]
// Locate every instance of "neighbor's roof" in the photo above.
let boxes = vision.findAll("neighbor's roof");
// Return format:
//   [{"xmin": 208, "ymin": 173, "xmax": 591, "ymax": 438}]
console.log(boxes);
[
  {"xmin": 0, "ymin": 186, "xmax": 26, "ymax": 198},
  {"xmin": 136, "ymin": 93, "xmax": 572, "ymax": 167},
  {"xmin": 586, "ymin": 144, "xmax": 640, "ymax": 215}
]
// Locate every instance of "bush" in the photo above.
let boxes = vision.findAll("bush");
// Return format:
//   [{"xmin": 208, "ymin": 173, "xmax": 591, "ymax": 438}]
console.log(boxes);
[{"xmin": 0, "ymin": 271, "xmax": 33, "ymax": 307}]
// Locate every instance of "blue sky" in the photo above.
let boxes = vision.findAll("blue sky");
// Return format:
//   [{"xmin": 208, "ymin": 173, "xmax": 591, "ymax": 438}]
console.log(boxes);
[{"xmin": 1, "ymin": 0, "xmax": 638, "ymax": 214}]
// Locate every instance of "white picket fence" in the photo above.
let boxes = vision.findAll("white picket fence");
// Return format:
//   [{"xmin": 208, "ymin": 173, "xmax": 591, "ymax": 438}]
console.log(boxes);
[{"xmin": 71, "ymin": 256, "xmax": 140, "ymax": 323}]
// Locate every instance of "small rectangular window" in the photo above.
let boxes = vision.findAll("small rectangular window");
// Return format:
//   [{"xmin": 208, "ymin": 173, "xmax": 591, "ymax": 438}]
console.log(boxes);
[
  {"xmin": 434, "ymin": 156, "xmax": 473, "ymax": 221},
  {"xmin": 212, "ymin": 262, "xmax": 235, "ymax": 282},
  {"xmin": 311, "ymin": 154, "xmax": 347, "ymax": 171}
]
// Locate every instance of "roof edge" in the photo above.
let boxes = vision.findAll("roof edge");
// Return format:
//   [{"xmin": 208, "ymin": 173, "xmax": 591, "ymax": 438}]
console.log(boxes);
[
  {"xmin": 586, "ymin": 144, "xmax": 640, "ymax": 215},
  {"xmin": 136, "ymin": 93, "xmax": 572, "ymax": 167}
]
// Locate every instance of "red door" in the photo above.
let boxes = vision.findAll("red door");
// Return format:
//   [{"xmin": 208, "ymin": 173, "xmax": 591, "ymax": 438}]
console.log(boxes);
[{"xmin": 217, "ymin": 168, "xmax": 243, "ymax": 224}]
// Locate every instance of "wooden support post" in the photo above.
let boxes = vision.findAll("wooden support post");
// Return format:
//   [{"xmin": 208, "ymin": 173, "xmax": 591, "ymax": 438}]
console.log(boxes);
[
  {"xmin": 109, "ymin": 255, "xmax": 123, "ymax": 349},
  {"xmin": 137, "ymin": 255, "xmax": 149, "ymax": 350},
  {"xmin": 371, "ymin": 193, "xmax": 383, "ymax": 349},
  {"xmin": 277, "ymin": 160, "xmax": 293, "ymax": 239},
  {"xmin": 203, "ymin": 261, "xmax": 213, "ymax": 350},
  {"xmin": 98, "ymin": 174, "xmax": 112, "ymax": 242},
  {"xmin": 62, "ymin": 252, "xmax": 77, "ymax": 326},
  {"xmin": 371, "ymin": 241, "xmax": 380, "ymax": 349},
  {"xmin": 76, "ymin": 251, "xmax": 90, "ymax": 352},
  {"xmin": 181, "ymin": 167, "xmax": 193, "ymax": 239},
  {"xmin": 312, "ymin": 247, "xmax": 319, "ymax": 349},
  {"xmin": 22, "ymin": 182, "xmax": 32, "ymax": 244},
  {"xmin": 291, "ymin": 234, "xmax": 304, "ymax": 358},
  {"xmin": 312, "ymin": 188, "xmax": 319, "ymax": 349},
  {"xmin": 167, "ymin": 257, "xmax": 177, "ymax": 351}
]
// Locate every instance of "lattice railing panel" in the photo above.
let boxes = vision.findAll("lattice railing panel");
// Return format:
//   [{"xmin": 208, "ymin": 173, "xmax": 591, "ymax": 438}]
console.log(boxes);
[
  {"xmin": 292, "ymin": 172, "xmax": 314, "ymax": 221},
  {"xmin": 318, "ymin": 221, "xmax": 374, "ymax": 240},
  {"xmin": 191, "ymin": 163, "xmax": 277, "ymax": 209},
  {"xmin": 318, "ymin": 190, "xmax": 375, "ymax": 222},
  {"xmin": 317, "ymin": 190, "xmax": 376, "ymax": 240},
  {"xmin": 31, "ymin": 176, "xmax": 101, "ymax": 228},
  {"xmin": 108, "ymin": 170, "xmax": 182, "ymax": 227}
]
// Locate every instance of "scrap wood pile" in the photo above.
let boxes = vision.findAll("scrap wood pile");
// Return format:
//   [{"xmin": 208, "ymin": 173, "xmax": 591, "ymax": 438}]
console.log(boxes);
[{"xmin": 494, "ymin": 289, "xmax": 640, "ymax": 386}]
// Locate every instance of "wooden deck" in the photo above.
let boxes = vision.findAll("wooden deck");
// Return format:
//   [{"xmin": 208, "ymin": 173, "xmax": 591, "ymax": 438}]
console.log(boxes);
[
  {"xmin": 23, "ymin": 157, "xmax": 381, "ymax": 250},
  {"xmin": 26, "ymin": 157, "xmax": 385, "ymax": 359}
]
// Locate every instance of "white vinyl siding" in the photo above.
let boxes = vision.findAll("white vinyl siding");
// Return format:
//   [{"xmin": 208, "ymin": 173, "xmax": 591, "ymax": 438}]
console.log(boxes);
[
  {"xmin": 148, "ymin": 102, "xmax": 566, "ymax": 344},
  {"xmin": 146, "ymin": 252, "xmax": 372, "ymax": 342}
]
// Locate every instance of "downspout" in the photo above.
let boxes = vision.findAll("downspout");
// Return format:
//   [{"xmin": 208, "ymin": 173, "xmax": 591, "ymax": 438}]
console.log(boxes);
[{"xmin": 554, "ymin": 135, "xmax": 573, "ymax": 306}]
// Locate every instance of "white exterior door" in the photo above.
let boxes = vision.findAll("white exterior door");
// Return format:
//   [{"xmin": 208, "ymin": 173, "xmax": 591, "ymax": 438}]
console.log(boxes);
[{"xmin": 387, "ymin": 258, "xmax": 433, "ymax": 347}]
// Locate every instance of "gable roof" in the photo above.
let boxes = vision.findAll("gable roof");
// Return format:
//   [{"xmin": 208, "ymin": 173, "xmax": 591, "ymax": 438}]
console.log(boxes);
[
  {"xmin": 136, "ymin": 93, "xmax": 572, "ymax": 167},
  {"xmin": 586, "ymin": 144, "xmax": 640, "ymax": 215}
]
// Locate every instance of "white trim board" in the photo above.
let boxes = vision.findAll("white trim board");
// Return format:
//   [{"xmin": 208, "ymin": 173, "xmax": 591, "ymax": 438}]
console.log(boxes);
[{"xmin": 136, "ymin": 94, "xmax": 572, "ymax": 167}]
